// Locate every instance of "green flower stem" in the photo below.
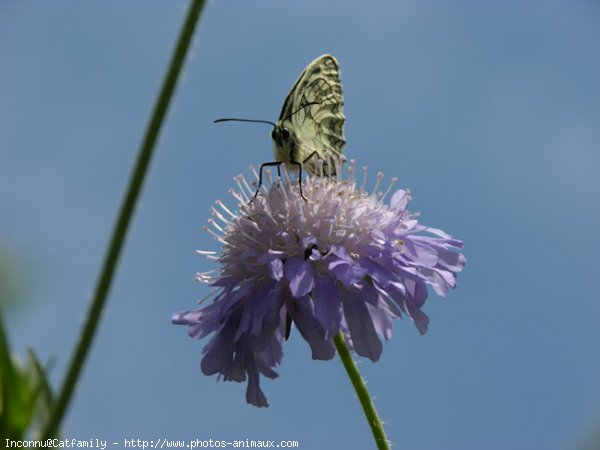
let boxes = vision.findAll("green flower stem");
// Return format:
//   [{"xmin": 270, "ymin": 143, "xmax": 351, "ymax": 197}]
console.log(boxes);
[
  {"xmin": 40, "ymin": 0, "xmax": 206, "ymax": 439},
  {"xmin": 334, "ymin": 332, "xmax": 391, "ymax": 450}
]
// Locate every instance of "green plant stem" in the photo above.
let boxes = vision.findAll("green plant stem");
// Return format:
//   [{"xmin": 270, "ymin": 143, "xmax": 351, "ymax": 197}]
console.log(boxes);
[
  {"xmin": 334, "ymin": 332, "xmax": 391, "ymax": 450},
  {"xmin": 40, "ymin": 0, "xmax": 206, "ymax": 439}
]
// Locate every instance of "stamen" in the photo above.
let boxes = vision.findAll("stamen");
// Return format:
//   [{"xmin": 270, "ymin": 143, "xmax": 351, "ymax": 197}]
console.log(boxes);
[
  {"xmin": 326, "ymin": 217, "xmax": 335, "ymax": 238},
  {"xmin": 203, "ymin": 225, "xmax": 227, "ymax": 244},
  {"xmin": 348, "ymin": 159, "xmax": 356, "ymax": 183},
  {"xmin": 240, "ymin": 174, "xmax": 254, "ymax": 197},
  {"xmin": 210, "ymin": 207, "xmax": 230, "ymax": 226},
  {"xmin": 207, "ymin": 218, "xmax": 224, "ymax": 233},
  {"xmin": 249, "ymin": 164, "xmax": 258, "ymax": 180},
  {"xmin": 216, "ymin": 199, "xmax": 237, "ymax": 219},
  {"xmin": 234, "ymin": 175, "xmax": 250, "ymax": 203},
  {"xmin": 195, "ymin": 270, "xmax": 215, "ymax": 283},
  {"xmin": 261, "ymin": 203, "xmax": 280, "ymax": 226},
  {"xmin": 282, "ymin": 166, "xmax": 293, "ymax": 184},
  {"xmin": 238, "ymin": 228, "xmax": 264, "ymax": 246},
  {"xmin": 264, "ymin": 168, "xmax": 274, "ymax": 187},
  {"xmin": 373, "ymin": 172, "xmax": 384, "ymax": 196},
  {"xmin": 335, "ymin": 154, "xmax": 346, "ymax": 178},
  {"xmin": 196, "ymin": 287, "xmax": 219, "ymax": 305},
  {"xmin": 361, "ymin": 166, "xmax": 368, "ymax": 193},
  {"xmin": 279, "ymin": 177, "xmax": 291, "ymax": 202},
  {"xmin": 276, "ymin": 168, "xmax": 293, "ymax": 202},
  {"xmin": 314, "ymin": 157, "xmax": 323, "ymax": 178},
  {"xmin": 229, "ymin": 188, "xmax": 246, "ymax": 205},
  {"xmin": 379, "ymin": 177, "xmax": 398, "ymax": 203}
]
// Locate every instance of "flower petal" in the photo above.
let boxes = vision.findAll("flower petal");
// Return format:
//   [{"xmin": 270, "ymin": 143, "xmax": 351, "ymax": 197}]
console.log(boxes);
[
  {"xmin": 404, "ymin": 300, "xmax": 429, "ymax": 335},
  {"xmin": 284, "ymin": 256, "xmax": 315, "ymax": 298},
  {"xmin": 312, "ymin": 274, "xmax": 342, "ymax": 339},
  {"xmin": 328, "ymin": 255, "xmax": 366, "ymax": 287},
  {"xmin": 267, "ymin": 258, "xmax": 283, "ymax": 281},
  {"xmin": 246, "ymin": 357, "xmax": 269, "ymax": 407},
  {"xmin": 390, "ymin": 189, "xmax": 410, "ymax": 211},
  {"xmin": 386, "ymin": 281, "xmax": 429, "ymax": 334},
  {"xmin": 200, "ymin": 315, "xmax": 238, "ymax": 376},
  {"xmin": 301, "ymin": 235, "xmax": 318, "ymax": 250},
  {"xmin": 287, "ymin": 296, "xmax": 336, "ymax": 360},
  {"xmin": 341, "ymin": 290, "xmax": 383, "ymax": 362},
  {"xmin": 365, "ymin": 302, "xmax": 394, "ymax": 341}
]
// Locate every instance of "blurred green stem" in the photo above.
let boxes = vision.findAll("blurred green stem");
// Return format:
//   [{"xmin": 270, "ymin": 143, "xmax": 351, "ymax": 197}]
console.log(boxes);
[
  {"xmin": 0, "ymin": 307, "xmax": 11, "ymax": 374},
  {"xmin": 334, "ymin": 332, "xmax": 391, "ymax": 450},
  {"xmin": 41, "ymin": 0, "xmax": 206, "ymax": 438}
]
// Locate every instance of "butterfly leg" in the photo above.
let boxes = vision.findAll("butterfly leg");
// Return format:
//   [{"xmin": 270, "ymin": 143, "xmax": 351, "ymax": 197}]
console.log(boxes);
[
  {"xmin": 252, "ymin": 161, "xmax": 284, "ymax": 202},
  {"xmin": 302, "ymin": 151, "xmax": 320, "ymax": 166},
  {"xmin": 288, "ymin": 161, "xmax": 308, "ymax": 201}
]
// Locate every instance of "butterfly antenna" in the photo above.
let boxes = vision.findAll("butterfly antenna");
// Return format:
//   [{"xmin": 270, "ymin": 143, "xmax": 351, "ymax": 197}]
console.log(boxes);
[
  {"xmin": 282, "ymin": 102, "xmax": 320, "ymax": 122},
  {"xmin": 213, "ymin": 118, "xmax": 277, "ymax": 127}
]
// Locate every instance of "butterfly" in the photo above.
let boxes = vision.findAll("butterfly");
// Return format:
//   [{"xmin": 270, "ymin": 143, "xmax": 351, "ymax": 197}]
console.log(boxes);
[{"xmin": 215, "ymin": 54, "xmax": 346, "ymax": 198}]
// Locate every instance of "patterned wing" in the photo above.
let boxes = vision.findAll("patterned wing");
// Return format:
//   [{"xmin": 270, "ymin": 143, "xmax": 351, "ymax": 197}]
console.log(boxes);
[{"xmin": 279, "ymin": 55, "xmax": 346, "ymax": 163}]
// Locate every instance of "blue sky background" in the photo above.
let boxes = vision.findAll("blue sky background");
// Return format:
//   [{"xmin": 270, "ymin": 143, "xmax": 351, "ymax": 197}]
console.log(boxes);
[{"xmin": 2, "ymin": 1, "xmax": 600, "ymax": 449}]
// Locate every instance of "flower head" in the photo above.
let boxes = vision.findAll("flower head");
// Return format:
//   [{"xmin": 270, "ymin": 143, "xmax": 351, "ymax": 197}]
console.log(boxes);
[{"xmin": 173, "ymin": 161, "xmax": 466, "ymax": 407}]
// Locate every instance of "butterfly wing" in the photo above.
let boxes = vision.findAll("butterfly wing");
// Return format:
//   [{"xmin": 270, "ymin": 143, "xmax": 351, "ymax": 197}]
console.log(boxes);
[{"xmin": 277, "ymin": 54, "xmax": 345, "ymax": 174}]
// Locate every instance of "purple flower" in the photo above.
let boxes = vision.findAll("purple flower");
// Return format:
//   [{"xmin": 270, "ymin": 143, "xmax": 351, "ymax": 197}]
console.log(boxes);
[{"xmin": 173, "ymin": 161, "xmax": 466, "ymax": 407}]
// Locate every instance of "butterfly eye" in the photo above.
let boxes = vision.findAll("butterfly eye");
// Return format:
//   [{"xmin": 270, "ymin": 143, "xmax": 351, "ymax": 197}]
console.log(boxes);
[
  {"xmin": 281, "ymin": 128, "xmax": 290, "ymax": 141},
  {"xmin": 271, "ymin": 129, "xmax": 277, "ymax": 141}
]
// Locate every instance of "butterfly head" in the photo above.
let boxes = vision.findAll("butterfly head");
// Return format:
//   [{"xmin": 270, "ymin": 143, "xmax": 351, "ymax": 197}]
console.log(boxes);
[
  {"xmin": 271, "ymin": 124, "xmax": 291, "ymax": 147},
  {"xmin": 271, "ymin": 121, "xmax": 300, "ymax": 165}
]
